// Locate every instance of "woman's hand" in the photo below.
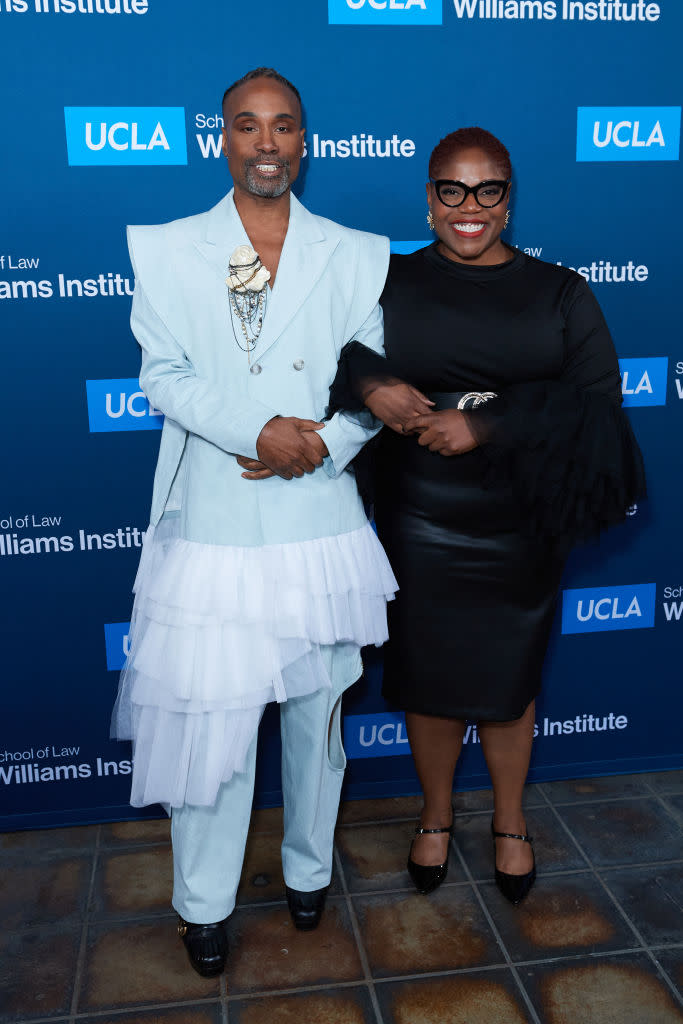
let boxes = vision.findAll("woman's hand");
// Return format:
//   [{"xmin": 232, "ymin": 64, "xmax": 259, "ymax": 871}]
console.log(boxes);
[
  {"xmin": 411, "ymin": 409, "xmax": 478, "ymax": 456},
  {"xmin": 363, "ymin": 379, "xmax": 434, "ymax": 434}
]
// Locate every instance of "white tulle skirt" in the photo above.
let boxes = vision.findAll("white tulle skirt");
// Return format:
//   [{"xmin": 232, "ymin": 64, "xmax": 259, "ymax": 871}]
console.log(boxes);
[{"xmin": 111, "ymin": 516, "xmax": 398, "ymax": 809}]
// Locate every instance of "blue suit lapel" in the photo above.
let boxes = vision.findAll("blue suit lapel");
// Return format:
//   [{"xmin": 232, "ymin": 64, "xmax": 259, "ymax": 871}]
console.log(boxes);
[
  {"xmin": 192, "ymin": 191, "xmax": 249, "ymax": 285},
  {"xmin": 255, "ymin": 193, "xmax": 340, "ymax": 360}
]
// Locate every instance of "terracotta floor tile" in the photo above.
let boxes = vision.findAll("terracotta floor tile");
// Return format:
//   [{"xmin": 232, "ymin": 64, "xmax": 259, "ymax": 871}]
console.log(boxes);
[
  {"xmin": 542, "ymin": 774, "xmax": 652, "ymax": 805},
  {"xmin": 0, "ymin": 823, "xmax": 96, "ymax": 858},
  {"xmin": 603, "ymin": 863, "xmax": 683, "ymax": 945},
  {"xmin": 226, "ymin": 899, "xmax": 363, "ymax": 994},
  {"xmin": 452, "ymin": 788, "xmax": 497, "ymax": 813},
  {"xmin": 229, "ymin": 985, "xmax": 377, "ymax": 1023},
  {"xmin": 520, "ymin": 952, "xmax": 683, "ymax": 1024},
  {"xmin": 92, "ymin": 847, "xmax": 173, "ymax": 918},
  {"xmin": 0, "ymin": 924, "xmax": 81, "ymax": 1023},
  {"xmin": 338, "ymin": 795, "xmax": 423, "ymax": 825},
  {"xmin": 336, "ymin": 820, "xmax": 465, "ymax": 893},
  {"xmin": 236, "ymin": 831, "xmax": 286, "ymax": 906},
  {"xmin": 455, "ymin": 806, "xmax": 587, "ymax": 880},
  {"xmin": 353, "ymin": 886, "xmax": 501, "ymax": 977},
  {"xmin": 559, "ymin": 798, "xmax": 683, "ymax": 866},
  {"xmin": 338, "ymin": 787, "xmax": 548, "ymax": 825},
  {"xmin": 100, "ymin": 817, "xmax": 171, "ymax": 847},
  {"xmin": 77, "ymin": 1008, "xmax": 222, "ymax": 1024},
  {"xmin": 522, "ymin": 783, "xmax": 550, "ymax": 808},
  {"xmin": 452, "ymin": 783, "xmax": 547, "ymax": 815},
  {"xmin": 80, "ymin": 918, "xmax": 220, "ymax": 1010},
  {"xmin": 644, "ymin": 771, "xmax": 683, "ymax": 796},
  {"xmin": 0, "ymin": 853, "xmax": 91, "ymax": 930},
  {"xmin": 235, "ymin": 832, "xmax": 342, "ymax": 905},
  {"xmin": 664, "ymin": 794, "xmax": 683, "ymax": 826},
  {"xmin": 478, "ymin": 874, "xmax": 637, "ymax": 962},
  {"xmin": 654, "ymin": 947, "xmax": 683, "ymax": 997},
  {"xmin": 375, "ymin": 970, "xmax": 533, "ymax": 1024}
]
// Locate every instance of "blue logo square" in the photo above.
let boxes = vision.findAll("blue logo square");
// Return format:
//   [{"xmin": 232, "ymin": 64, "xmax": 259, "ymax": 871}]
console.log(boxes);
[
  {"xmin": 577, "ymin": 107, "xmax": 681, "ymax": 162},
  {"xmin": 329, "ymin": 0, "xmax": 442, "ymax": 25},
  {"xmin": 86, "ymin": 379, "xmax": 164, "ymax": 432},
  {"xmin": 65, "ymin": 107, "xmax": 187, "ymax": 166},
  {"xmin": 561, "ymin": 583, "xmax": 656, "ymax": 635},
  {"xmin": 619, "ymin": 357, "xmax": 668, "ymax": 407},
  {"xmin": 104, "ymin": 622, "xmax": 131, "ymax": 671},
  {"xmin": 343, "ymin": 712, "xmax": 412, "ymax": 758}
]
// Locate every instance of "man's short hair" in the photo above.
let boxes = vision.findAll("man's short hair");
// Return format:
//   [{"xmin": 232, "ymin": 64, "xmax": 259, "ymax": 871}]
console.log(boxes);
[{"xmin": 222, "ymin": 68, "xmax": 302, "ymax": 121}]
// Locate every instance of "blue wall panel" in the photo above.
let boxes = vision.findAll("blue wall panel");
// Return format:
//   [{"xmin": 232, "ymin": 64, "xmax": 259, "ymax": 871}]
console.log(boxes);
[{"xmin": 1, "ymin": 0, "xmax": 681, "ymax": 829}]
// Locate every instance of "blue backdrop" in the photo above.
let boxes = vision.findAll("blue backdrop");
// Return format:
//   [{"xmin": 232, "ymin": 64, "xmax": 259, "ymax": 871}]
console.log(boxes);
[{"xmin": 1, "ymin": 0, "xmax": 681, "ymax": 830}]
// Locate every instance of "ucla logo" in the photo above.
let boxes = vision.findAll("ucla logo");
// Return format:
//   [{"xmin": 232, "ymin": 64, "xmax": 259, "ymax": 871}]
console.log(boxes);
[
  {"xmin": 343, "ymin": 712, "xmax": 412, "ymax": 758},
  {"xmin": 86, "ymin": 379, "xmax": 163, "ymax": 432},
  {"xmin": 561, "ymin": 583, "xmax": 656, "ymax": 635},
  {"xmin": 328, "ymin": 0, "xmax": 441, "ymax": 25},
  {"xmin": 64, "ymin": 107, "xmax": 187, "ymax": 166},
  {"xmin": 619, "ymin": 357, "xmax": 668, "ymax": 407},
  {"xmin": 577, "ymin": 107, "xmax": 681, "ymax": 162},
  {"xmin": 104, "ymin": 622, "xmax": 130, "ymax": 671}
]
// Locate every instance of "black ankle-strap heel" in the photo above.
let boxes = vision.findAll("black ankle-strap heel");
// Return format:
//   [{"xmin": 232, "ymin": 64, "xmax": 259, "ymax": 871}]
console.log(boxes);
[
  {"xmin": 407, "ymin": 817, "xmax": 454, "ymax": 895},
  {"xmin": 491, "ymin": 819, "xmax": 536, "ymax": 905}
]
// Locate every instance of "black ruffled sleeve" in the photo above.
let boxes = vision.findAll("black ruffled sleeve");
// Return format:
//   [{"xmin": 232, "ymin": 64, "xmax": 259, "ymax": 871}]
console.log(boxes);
[
  {"xmin": 328, "ymin": 275, "xmax": 646, "ymax": 550},
  {"xmin": 464, "ymin": 379, "xmax": 645, "ymax": 550},
  {"xmin": 326, "ymin": 341, "xmax": 396, "ymax": 505},
  {"xmin": 463, "ymin": 276, "xmax": 645, "ymax": 548},
  {"xmin": 326, "ymin": 339, "xmax": 394, "ymax": 416}
]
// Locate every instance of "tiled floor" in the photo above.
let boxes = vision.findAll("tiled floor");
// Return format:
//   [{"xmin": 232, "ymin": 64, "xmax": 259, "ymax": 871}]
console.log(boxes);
[{"xmin": 2, "ymin": 771, "xmax": 682, "ymax": 1023}]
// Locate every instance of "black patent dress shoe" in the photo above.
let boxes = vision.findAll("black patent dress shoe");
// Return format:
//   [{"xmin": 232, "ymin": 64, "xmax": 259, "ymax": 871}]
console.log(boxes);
[
  {"xmin": 491, "ymin": 819, "xmax": 536, "ymax": 904},
  {"xmin": 285, "ymin": 885, "xmax": 327, "ymax": 931},
  {"xmin": 177, "ymin": 917, "xmax": 229, "ymax": 977},
  {"xmin": 407, "ymin": 817, "xmax": 454, "ymax": 895}
]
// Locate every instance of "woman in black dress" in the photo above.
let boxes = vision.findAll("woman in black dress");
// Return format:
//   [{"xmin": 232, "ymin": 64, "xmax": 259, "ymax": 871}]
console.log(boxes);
[{"xmin": 330, "ymin": 127, "xmax": 644, "ymax": 903}]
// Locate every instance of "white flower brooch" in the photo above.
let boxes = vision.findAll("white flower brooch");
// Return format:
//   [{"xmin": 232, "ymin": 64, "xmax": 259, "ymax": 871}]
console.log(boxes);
[{"xmin": 226, "ymin": 244, "xmax": 271, "ymax": 292}]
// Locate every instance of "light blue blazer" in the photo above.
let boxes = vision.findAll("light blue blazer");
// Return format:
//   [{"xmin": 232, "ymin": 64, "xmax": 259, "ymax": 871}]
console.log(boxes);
[{"xmin": 127, "ymin": 190, "xmax": 389, "ymax": 547}]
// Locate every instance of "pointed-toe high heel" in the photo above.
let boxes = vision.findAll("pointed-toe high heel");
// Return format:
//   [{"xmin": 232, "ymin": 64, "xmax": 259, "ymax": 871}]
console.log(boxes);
[
  {"xmin": 491, "ymin": 819, "xmax": 536, "ymax": 905},
  {"xmin": 407, "ymin": 816, "xmax": 454, "ymax": 895}
]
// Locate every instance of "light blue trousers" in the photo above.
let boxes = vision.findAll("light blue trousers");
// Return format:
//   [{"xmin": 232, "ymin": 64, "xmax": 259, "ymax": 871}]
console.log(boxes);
[{"xmin": 171, "ymin": 684, "xmax": 347, "ymax": 923}]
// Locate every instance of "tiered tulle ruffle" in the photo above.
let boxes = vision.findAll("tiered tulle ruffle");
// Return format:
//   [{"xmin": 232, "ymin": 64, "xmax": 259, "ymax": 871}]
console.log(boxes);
[{"xmin": 112, "ymin": 518, "xmax": 397, "ymax": 809}]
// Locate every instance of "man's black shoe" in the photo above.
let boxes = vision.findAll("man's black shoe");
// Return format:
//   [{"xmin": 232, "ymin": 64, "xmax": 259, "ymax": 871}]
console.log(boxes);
[
  {"xmin": 177, "ymin": 917, "xmax": 228, "ymax": 977},
  {"xmin": 285, "ymin": 885, "xmax": 327, "ymax": 931}
]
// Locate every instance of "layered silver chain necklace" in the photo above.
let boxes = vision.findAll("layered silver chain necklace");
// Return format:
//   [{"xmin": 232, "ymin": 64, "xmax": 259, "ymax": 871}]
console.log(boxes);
[{"xmin": 226, "ymin": 245, "xmax": 271, "ymax": 365}]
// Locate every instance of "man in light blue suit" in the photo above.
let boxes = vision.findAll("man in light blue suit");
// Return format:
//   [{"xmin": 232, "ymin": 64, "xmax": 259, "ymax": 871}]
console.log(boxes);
[{"xmin": 112, "ymin": 68, "xmax": 397, "ymax": 976}]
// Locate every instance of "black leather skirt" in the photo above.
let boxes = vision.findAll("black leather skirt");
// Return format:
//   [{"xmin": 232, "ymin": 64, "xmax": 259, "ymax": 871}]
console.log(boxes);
[{"xmin": 374, "ymin": 392, "xmax": 564, "ymax": 721}]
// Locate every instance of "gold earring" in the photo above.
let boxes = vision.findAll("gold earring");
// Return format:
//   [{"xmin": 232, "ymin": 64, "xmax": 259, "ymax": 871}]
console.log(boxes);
[
  {"xmin": 504, "ymin": 209, "xmax": 510, "ymax": 229},
  {"xmin": 427, "ymin": 210, "xmax": 435, "ymax": 230}
]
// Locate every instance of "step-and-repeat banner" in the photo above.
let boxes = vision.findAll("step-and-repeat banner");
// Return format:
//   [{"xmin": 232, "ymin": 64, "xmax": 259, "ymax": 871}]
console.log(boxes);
[{"xmin": 1, "ymin": 0, "xmax": 681, "ymax": 829}]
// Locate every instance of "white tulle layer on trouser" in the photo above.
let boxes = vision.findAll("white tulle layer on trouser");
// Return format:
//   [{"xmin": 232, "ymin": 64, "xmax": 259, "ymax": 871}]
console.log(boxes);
[{"xmin": 111, "ymin": 516, "xmax": 398, "ymax": 810}]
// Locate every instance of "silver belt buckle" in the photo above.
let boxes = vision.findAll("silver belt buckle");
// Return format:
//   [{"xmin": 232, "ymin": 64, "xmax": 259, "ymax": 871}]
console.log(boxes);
[{"xmin": 456, "ymin": 391, "xmax": 497, "ymax": 410}]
